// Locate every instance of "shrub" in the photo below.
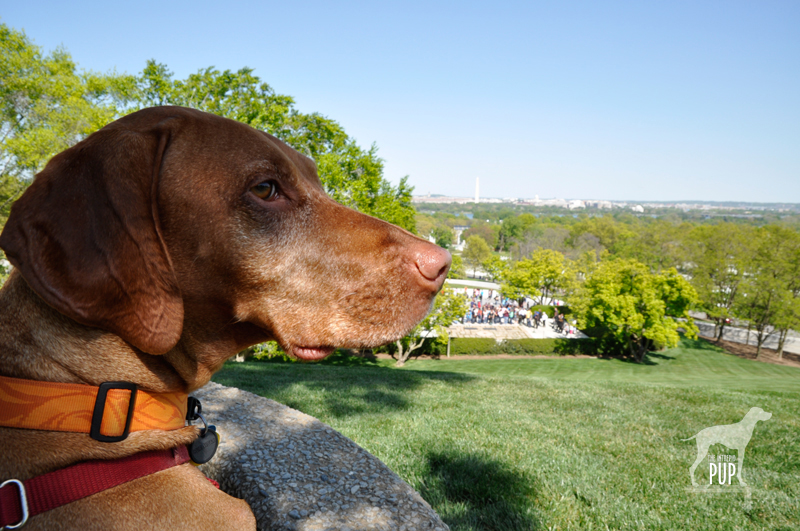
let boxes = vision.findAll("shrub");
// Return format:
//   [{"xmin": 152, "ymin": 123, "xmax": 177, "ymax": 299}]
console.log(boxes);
[
  {"xmin": 499, "ymin": 338, "xmax": 595, "ymax": 355},
  {"xmin": 447, "ymin": 337, "xmax": 596, "ymax": 356},
  {"xmin": 450, "ymin": 338, "xmax": 499, "ymax": 355}
]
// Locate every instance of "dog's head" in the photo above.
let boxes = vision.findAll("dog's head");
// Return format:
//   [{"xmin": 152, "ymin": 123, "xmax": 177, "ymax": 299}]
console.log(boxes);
[
  {"xmin": 747, "ymin": 407, "xmax": 772, "ymax": 422},
  {"xmin": 0, "ymin": 107, "xmax": 449, "ymax": 368}
]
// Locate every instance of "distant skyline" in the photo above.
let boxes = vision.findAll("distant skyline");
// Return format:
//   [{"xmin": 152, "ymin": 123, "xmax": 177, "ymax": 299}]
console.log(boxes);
[{"xmin": 3, "ymin": 1, "xmax": 799, "ymax": 202}]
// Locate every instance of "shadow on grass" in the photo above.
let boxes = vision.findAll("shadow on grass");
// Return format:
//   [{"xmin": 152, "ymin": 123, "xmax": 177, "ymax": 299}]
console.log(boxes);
[
  {"xmin": 680, "ymin": 336, "xmax": 725, "ymax": 352},
  {"xmin": 419, "ymin": 451, "xmax": 539, "ymax": 531},
  {"xmin": 611, "ymin": 351, "xmax": 675, "ymax": 366},
  {"xmin": 213, "ymin": 354, "xmax": 476, "ymax": 419}
]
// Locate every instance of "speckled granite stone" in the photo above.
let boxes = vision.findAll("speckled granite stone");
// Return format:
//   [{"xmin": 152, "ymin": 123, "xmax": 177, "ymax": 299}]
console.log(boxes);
[{"xmin": 193, "ymin": 382, "xmax": 449, "ymax": 531}]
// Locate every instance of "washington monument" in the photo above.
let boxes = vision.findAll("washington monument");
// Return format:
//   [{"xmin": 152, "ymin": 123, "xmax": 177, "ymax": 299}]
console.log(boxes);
[{"xmin": 475, "ymin": 177, "xmax": 479, "ymax": 203}]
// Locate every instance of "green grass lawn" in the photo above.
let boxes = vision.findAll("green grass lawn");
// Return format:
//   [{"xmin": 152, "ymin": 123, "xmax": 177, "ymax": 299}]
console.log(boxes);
[{"xmin": 212, "ymin": 339, "xmax": 800, "ymax": 531}]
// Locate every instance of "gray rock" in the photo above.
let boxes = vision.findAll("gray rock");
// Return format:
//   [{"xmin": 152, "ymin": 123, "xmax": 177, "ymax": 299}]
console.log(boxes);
[{"xmin": 194, "ymin": 382, "xmax": 449, "ymax": 531}]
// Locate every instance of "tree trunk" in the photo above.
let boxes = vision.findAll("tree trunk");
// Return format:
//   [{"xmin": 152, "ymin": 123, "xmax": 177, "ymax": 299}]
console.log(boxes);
[
  {"xmin": 755, "ymin": 326, "xmax": 767, "ymax": 360},
  {"xmin": 395, "ymin": 341, "xmax": 406, "ymax": 367},
  {"xmin": 395, "ymin": 338, "xmax": 425, "ymax": 367},
  {"xmin": 635, "ymin": 339, "xmax": 648, "ymax": 363},
  {"xmin": 716, "ymin": 320, "xmax": 726, "ymax": 342},
  {"xmin": 626, "ymin": 333, "xmax": 637, "ymax": 361},
  {"xmin": 777, "ymin": 328, "xmax": 788, "ymax": 359}
]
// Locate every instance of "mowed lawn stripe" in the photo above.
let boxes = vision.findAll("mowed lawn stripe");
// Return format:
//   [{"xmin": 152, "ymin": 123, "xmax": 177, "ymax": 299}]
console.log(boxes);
[{"xmin": 404, "ymin": 339, "xmax": 800, "ymax": 394}]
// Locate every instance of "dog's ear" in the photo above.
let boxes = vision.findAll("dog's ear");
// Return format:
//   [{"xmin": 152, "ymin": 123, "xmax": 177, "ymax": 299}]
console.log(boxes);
[{"xmin": 0, "ymin": 122, "xmax": 183, "ymax": 355}]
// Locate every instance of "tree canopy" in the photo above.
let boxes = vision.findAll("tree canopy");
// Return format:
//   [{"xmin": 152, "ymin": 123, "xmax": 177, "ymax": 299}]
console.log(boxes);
[
  {"xmin": 0, "ymin": 24, "xmax": 416, "ymax": 233},
  {"xmin": 0, "ymin": 24, "xmax": 135, "ymax": 224},
  {"xmin": 462, "ymin": 235, "xmax": 492, "ymax": 277},
  {"xmin": 501, "ymin": 249, "xmax": 576, "ymax": 304},
  {"xmin": 571, "ymin": 259, "xmax": 698, "ymax": 362}
]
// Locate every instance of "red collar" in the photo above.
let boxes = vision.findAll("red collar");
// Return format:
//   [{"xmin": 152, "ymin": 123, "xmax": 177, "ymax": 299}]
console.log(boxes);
[{"xmin": 0, "ymin": 446, "xmax": 194, "ymax": 528}]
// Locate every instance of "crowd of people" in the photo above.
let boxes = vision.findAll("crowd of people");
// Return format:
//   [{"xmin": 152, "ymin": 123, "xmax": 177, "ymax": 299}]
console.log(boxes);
[{"xmin": 459, "ymin": 288, "xmax": 575, "ymax": 334}]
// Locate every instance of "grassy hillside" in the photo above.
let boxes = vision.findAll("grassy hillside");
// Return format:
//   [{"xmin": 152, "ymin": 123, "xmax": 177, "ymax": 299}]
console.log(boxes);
[{"xmin": 212, "ymin": 340, "xmax": 800, "ymax": 530}]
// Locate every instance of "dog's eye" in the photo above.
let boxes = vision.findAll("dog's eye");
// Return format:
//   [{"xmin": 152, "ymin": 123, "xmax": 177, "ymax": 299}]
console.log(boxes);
[{"xmin": 251, "ymin": 181, "xmax": 278, "ymax": 201}]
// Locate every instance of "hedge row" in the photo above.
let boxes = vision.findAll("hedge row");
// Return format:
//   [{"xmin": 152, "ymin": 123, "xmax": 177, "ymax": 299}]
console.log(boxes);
[{"xmin": 448, "ymin": 337, "xmax": 595, "ymax": 356}]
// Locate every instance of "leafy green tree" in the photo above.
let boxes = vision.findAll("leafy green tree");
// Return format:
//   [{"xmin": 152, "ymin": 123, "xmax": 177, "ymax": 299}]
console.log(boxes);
[
  {"xmin": 497, "ymin": 213, "xmax": 537, "ymax": 252},
  {"xmin": 569, "ymin": 216, "xmax": 634, "ymax": 254},
  {"xmin": 134, "ymin": 61, "xmax": 416, "ymax": 232},
  {"xmin": 501, "ymin": 249, "xmax": 574, "ymax": 304},
  {"xmin": 448, "ymin": 254, "xmax": 466, "ymax": 279},
  {"xmin": 395, "ymin": 290, "xmax": 468, "ymax": 366},
  {"xmin": 686, "ymin": 223, "xmax": 755, "ymax": 340},
  {"xmin": 773, "ymin": 230, "xmax": 800, "ymax": 358},
  {"xmin": 462, "ymin": 235, "xmax": 492, "ymax": 277},
  {"xmin": 0, "ymin": 23, "xmax": 136, "ymax": 224},
  {"xmin": 774, "ymin": 295, "xmax": 800, "ymax": 358},
  {"xmin": 482, "ymin": 255, "xmax": 507, "ymax": 283},
  {"xmin": 571, "ymin": 259, "xmax": 698, "ymax": 362},
  {"xmin": 740, "ymin": 225, "xmax": 800, "ymax": 358},
  {"xmin": 462, "ymin": 221, "xmax": 499, "ymax": 250},
  {"xmin": 513, "ymin": 226, "xmax": 570, "ymax": 261},
  {"xmin": 431, "ymin": 225, "xmax": 455, "ymax": 249},
  {"xmin": 616, "ymin": 220, "xmax": 688, "ymax": 272}
]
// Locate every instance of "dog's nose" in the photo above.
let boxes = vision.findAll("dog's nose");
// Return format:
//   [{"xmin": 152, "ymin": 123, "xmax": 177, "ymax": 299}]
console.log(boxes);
[{"xmin": 414, "ymin": 244, "xmax": 451, "ymax": 290}]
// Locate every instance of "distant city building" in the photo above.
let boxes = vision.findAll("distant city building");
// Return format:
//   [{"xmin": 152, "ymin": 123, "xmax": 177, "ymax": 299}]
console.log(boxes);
[
  {"xmin": 567, "ymin": 200, "xmax": 586, "ymax": 210},
  {"xmin": 585, "ymin": 200, "xmax": 613, "ymax": 209},
  {"xmin": 632, "ymin": 205, "xmax": 645, "ymax": 213}
]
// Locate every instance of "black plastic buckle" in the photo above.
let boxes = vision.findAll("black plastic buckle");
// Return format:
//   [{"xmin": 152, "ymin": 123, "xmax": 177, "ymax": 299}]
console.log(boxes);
[
  {"xmin": 90, "ymin": 382, "xmax": 138, "ymax": 443},
  {"xmin": 186, "ymin": 396, "xmax": 202, "ymax": 422}
]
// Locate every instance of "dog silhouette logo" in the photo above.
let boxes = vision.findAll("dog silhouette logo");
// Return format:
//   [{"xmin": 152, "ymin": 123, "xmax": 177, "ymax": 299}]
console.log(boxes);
[{"xmin": 683, "ymin": 407, "xmax": 772, "ymax": 487}]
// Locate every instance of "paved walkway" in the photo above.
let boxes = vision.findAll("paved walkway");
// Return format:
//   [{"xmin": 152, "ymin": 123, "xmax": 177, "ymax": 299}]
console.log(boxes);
[
  {"xmin": 447, "ymin": 323, "xmax": 588, "ymax": 340},
  {"xmin": 696, "ymin": 321, "xmax": 800, "ymax": 354}
]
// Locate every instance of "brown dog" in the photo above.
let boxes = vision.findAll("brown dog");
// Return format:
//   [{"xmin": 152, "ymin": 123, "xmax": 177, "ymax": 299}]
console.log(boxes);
[{"xmin": 0, "ymin": 106, "xmax": 450, "ymax": 529}]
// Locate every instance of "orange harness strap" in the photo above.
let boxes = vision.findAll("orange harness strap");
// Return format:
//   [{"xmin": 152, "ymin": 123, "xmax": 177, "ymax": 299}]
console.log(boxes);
[{"xmin": 0, "ymin": 375, "xmax": 187, "ymax": 441}]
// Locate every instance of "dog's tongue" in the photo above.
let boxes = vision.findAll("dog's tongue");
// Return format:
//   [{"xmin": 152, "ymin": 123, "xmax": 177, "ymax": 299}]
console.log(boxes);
[{"xmin": 292, "ymin": 346, "xmax": 335, "ymax": 361}]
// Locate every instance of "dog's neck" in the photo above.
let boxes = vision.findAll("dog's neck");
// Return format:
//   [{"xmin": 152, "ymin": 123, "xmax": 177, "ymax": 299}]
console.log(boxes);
[
  {"xmin": 0, "ymin": 271, "xmax": 205, "ymax": 479},
  {"xmin": 0, "ymin": 270, "xmax": 216, "ymax": 392}
]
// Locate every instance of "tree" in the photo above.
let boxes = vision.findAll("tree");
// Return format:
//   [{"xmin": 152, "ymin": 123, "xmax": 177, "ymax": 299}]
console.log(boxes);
[
  {"xmin": 482, "ymin": 255, "xmax": 507, "ymax": 283},
  {"xmin": 0, "ymin": 23, "xmax": 136, "ymax": 224},
  {"xmin": 616, "ymin": 220, "xmax": 688, "ymax": 272},
  {"xmin": 0, "ymin": 27, "xmax": 417, "ymax": 233},
  {"xmin": 569, "ymin": 216, "xmax": 634, "ymax": 254},
  {"xmin": 740, "ymin": 225, "xmax": 800, "ymax": 358},
  {"xmin": 431, "ymin": 225, "xmax": 455, "ymax": 249},
  {"xmin": 449, "ymin": 254, "xmax": 466, "ymax": 279},
  {"xmin": 571, "ymin": 259, "xmax": 698, "ymax": 362},
  {"xmin": 395, "ymin": 290, "xmax": 468, "ymax": 366},
  {"xmin": 686, "ymin": 223, "xmax": 754, "ymax": 341},
  {"xmin": 134, "ymin": 60, "xmax": 417, "ymax": 232},
  {"xmin": 501, "ymin": 249, "xmax": 574, "ymax": 304},
  {"xmin": 497, "ymin": 213, "xmax": 537, "ymax": 252},
  {"xmin": 462, "ymin": 221, "xmax": 499, "ymax": 250},
  {"xmin": 462, "ymin": 235, "xmax": 492, "ymax": 277}
]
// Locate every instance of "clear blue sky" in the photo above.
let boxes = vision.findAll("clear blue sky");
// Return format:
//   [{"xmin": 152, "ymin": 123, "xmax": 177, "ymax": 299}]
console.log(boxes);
[{"xmin": 4, "ymin": 1, "xmax": 799, "ymax": 203}]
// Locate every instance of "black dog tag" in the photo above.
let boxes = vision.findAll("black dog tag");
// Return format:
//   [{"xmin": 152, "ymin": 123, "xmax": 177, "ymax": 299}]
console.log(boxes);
[{"xmin": 189, "ymin": 425, "xmax": 219, "ymax": 465}]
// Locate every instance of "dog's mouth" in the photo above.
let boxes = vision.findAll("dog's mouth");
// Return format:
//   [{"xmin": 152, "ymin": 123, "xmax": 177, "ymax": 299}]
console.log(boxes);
[{"xmin": 289, "ymin": 345, "xmax": 336, "ymax": 362}]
